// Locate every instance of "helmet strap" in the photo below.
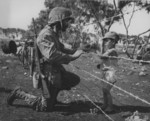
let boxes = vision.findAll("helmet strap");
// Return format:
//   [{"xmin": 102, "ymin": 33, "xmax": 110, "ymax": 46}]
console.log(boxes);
[{"xmin": 60, "ymin": 19, "xmax": 65, "ymax": 42}]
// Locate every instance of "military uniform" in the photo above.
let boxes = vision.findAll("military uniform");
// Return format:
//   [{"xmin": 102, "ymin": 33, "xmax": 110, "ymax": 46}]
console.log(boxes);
[
  {"xmin": 7, "ymin": 7, "xmax": 77, "ymax": 112},
  {"xmin": 37, "ymin": 25, "xmax": 71, "ymax": 90}
]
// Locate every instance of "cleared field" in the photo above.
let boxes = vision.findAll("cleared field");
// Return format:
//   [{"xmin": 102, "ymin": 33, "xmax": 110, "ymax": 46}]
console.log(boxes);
[{"xmin": 0, "ymin": 50, "xmax": 150, "ymax": 121}]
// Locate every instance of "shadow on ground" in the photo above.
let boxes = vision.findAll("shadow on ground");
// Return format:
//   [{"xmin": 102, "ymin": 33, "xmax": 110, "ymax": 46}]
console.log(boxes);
[
  {"xmin": 61, "ymin": 70, "xmax": 80, "ymax": 90},
  {"xmin": 0, "ymin": 87, "xmax": 12, "ymax": 93},
  {"xmin": 9, "ymin": 100, "xmax": 150, "ymax": 116},
  {"xmin": 114, "ymin": 105, "xmax": 150, "ymax": 114},
  {"xmin": 2, "ymin": 62, "xmax": 150, "ymax": 118}
]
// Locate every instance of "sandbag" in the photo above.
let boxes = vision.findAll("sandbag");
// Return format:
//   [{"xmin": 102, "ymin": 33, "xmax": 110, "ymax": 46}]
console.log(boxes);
[{"xmin": 1, "ymin": 39, "xmax": 17, "ymax": 54}]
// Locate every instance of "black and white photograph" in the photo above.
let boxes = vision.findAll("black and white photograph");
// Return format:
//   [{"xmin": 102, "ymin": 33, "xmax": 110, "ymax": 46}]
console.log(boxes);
[{"xmin": 0, "ymin": 0, "xmax": 150, "ymax": 121}]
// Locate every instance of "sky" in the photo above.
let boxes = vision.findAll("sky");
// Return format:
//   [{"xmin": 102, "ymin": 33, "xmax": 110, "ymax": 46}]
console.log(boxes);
[
  {"xmin": 0, "ymin": 0, "xmax": 45, "ymax": 30},
  {"xmin": 110, "ymin": 6, "xmax": 150, "ymax": 36},
  {"xmin": 0, "ymin": 0, "xmax": 150, "ymax": 36}
]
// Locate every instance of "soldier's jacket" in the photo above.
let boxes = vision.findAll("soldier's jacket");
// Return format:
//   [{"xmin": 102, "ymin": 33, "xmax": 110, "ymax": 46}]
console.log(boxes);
[
  {"xmin": 36, "ymin": 25, "xmax": 74, "ymax": 89},
  {"xmin": 37, "ymin": 25, "xmax": 71, "ymax": 65}
]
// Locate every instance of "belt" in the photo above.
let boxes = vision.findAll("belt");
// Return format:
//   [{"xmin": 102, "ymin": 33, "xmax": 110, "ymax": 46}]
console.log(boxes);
[
  {"xmin": 39, "ymin": 58, "xmax": 49, "ymax": 64},
  {"xmin": 39, "ymin": 58, "xmax": 55, "ymax": 65}
]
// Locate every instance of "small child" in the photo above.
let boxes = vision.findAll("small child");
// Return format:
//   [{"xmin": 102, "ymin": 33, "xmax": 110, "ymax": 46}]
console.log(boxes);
[{"xmin": 97, "ymin": 31, "xmax": 119, "ymax": 112}]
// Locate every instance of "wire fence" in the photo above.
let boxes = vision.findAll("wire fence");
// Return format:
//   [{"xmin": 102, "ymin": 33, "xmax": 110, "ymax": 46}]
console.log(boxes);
[
  {"xmin": 68, "ymin": 56, "xmax": 150, "ymax": 121},
  {"xmin": 84, "ymin": 94, "xmax": 115, "ymax": 121},
  {"xmin": 69, "ymin": 65, "xmax": 115, "ymax": 121},
  {"xmin": 69, "ymin": 63, "xmax": 150, "ymax": 106},
  {"xmin": 93, "ymin": 55, "xmax": 150, "ymax": 64}
]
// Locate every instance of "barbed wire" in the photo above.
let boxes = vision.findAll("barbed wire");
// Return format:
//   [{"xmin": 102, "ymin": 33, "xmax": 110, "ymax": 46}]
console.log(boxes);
[
  {"xmin": 70, "ymin": 63, "xmax": 117, "ymax": 121},
  {"xmin": 71, "ymin": 62, "xmax": 124, "ymax": 103},
  {"xmin": 69, "ymin": 63, "xmax": 150, "ymax": 106},
  {"xmin": 83, "ymin": 94, "xmax": 115, "ymax": 121},
  {"xmin": 96, "ymin": 55, "xmax": 150, "ymax": 64},
  {"xmin": 71, "ymin": 81, "xmax": 115, "ymax": 121},
  {"xmin": 62, "ymin": 66, "xmax": 115, "ymax": 121},
  {"xmin": 80, "ymin": 74, "xmax": 125, "ymax": 105},
  {"xmin": 69, "ymin": 88, "xmax": 115, "ymax": 121}
]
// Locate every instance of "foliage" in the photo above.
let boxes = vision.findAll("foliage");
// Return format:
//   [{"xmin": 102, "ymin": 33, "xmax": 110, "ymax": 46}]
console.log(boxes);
[
  {"xmin": 118, "ymin": 0, "xmax": 150, "ymax": 12},
  {"xmin": 1, "ymin": 28, "xmax": 26, "ymax": 36},
  {"xmin": 26, "ymin": 0, "xmax": 150, "ymax": 51},
  {"xmin": 136, "ymin": 0, "xmax": 150, "ymax": 13},
  {"xmin": 27, "ymin": 9, "xmax": 49, "ymax": 35},
  {"xmin": 27, "ymin": 0, "xmax": 123, "ymax": 47},
  {"xmin": 22, "ymin": 30, "xmax": 35, "ymax": 40},
  {"xmin": 0, "ymin": 27, "xmax": 26, "ymax": 40}
]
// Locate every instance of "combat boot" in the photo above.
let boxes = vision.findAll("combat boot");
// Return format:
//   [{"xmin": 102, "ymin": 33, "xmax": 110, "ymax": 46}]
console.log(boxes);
[
  {"xmin": 7, "ymin": 87, "xmax": 38, "ymax": 106},
  {"xmin": 7, "ymin": 87, "xmax": 47, "ymax": 111},
  {"xmin": 104, "ymin": 93, "xmax": 114, "ymax": 113},
  {"xmin": 7, "ymin": 87, "xmax": 21, "ymax": 105}
]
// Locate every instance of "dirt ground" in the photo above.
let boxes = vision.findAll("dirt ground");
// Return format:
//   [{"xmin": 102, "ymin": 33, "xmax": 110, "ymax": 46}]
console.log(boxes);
[{"xmin": 0, "ymin": 50, "xmax": 150, "ymax": 121}]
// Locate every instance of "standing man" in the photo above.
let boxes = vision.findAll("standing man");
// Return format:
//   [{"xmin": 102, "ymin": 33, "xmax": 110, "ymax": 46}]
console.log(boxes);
[
  {"xmin": 96, "ymin": 31, "xmax": 119, "ymax": 112},
  {"xmin": 7, "ymin": 7, "xmax": 84, "ymax": 112}
]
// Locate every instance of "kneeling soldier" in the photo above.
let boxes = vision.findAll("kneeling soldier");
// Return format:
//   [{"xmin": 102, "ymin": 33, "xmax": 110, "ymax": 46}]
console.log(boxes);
[{"xmin": 7, "ymin": 7, "xmax": 84, "ymax": 112}]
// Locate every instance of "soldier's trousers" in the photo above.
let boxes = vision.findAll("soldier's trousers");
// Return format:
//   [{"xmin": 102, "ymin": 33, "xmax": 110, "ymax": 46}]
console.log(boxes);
[{"xmin": 10, "ymin": 63, "xmax": 79, "ymax": 111}]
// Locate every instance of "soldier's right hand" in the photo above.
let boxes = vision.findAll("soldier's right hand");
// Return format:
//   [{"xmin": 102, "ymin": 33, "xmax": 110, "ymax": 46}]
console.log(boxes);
[
  {"xmin": 71, "ymin": 50, "xmax": 84, "ymax": 58},
  {"xmin": 59, "ymin": 50, "xmax": 85, "ymax": 64}
]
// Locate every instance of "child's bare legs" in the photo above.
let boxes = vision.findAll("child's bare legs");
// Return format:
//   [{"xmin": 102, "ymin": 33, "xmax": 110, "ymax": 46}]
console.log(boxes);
[
  {"xmin": 101, "ymin": 88, "xmax": 108, "ymax": 110},
  {"xmin": 101, "ymin": 87, "xmax": 113, "ymax": 112}
]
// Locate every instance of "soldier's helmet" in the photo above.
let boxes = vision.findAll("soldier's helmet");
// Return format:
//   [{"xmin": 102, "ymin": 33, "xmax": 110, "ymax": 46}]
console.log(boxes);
[
  {"xmin": 103, "ymin": 31, "xmax": 119, "ymax": 43},
  {"xmin": 48, "ymin": 7, "xmax": 74, "ymax": 25}
]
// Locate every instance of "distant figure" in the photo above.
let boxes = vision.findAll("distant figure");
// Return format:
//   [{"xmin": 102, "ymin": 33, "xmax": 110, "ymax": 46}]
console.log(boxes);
[
  {"xmin": 96, "ymin": 31, "xmax": 119, "ymax": 112},
  {"xmin": 136, "ymin": 44, "xmax": 150, "ymax": 61}
]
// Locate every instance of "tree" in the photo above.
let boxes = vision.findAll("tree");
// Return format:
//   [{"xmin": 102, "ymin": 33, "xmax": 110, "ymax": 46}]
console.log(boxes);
[
  {"xmin": 29, "ymin": 0, "xmax": 150, "ymax": 52},
  {"xmin": 27, "ymin": 9, "xmax": 49, "ymax": 35},
  {"xmin": 28, "ymin": 0, "xmax": 121, "ymax": 36},
  {"xmin": 117, "ymin": 0, "xmax": 150, "ymax": 58}
]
